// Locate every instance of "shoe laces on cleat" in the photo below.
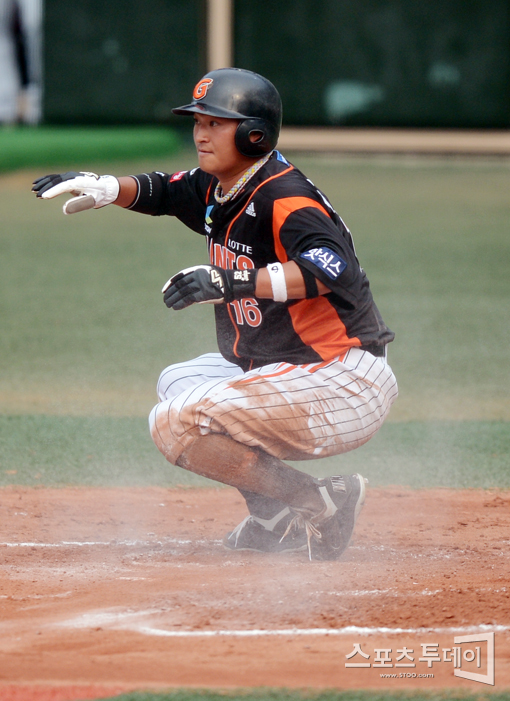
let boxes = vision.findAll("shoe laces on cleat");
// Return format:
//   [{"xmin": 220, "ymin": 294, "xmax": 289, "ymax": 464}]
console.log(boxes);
[
  {"xmin": 281, "ymin": 474, "xmax": 367, "ymax": 562},
  {"xmin": 227, "ymin": 515, "xmax": 252, "ymax": 547},
  {"xmin": 224, "ymin": 511, "xmax": 308, "ymax": 553},
  {"xmin": 279, "ymin": 509, "xmax": 322, "ymax": 561}
]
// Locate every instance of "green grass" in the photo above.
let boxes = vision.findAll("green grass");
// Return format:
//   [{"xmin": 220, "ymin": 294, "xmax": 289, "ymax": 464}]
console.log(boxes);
[
  {"xmin": 0, "ymin": 416, "xmax": 508, "ymax": 489},
  {"xmin": 0, "ymin": 125, "xmax": 181, "ymax": 172},
  {"xmin": 90, "ymin": 689, "xmax": 510, "ymax": 701},
  {"xmin": 1, "ymin": 151, "xmax": 510, "ymax": 489}
]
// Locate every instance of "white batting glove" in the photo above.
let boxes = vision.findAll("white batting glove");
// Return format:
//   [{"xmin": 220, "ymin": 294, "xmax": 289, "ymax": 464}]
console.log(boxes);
[{"xmin": 32, "ymin": 171, "xmax": 120, "ymax": 209}]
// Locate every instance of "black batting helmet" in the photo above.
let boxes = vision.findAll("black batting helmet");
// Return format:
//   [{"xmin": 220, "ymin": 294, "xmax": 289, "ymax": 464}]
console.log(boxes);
[{"xmin": 172, "ymin": 68, "xmax": 282, "ymax": 158}]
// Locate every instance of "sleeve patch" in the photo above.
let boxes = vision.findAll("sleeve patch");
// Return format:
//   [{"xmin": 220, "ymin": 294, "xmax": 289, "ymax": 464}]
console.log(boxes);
[
  {"xmin": 170, "ymin": 170, "xmax": 188, "ymax": 182},
  {"xmin": 300, "ymin": 247, "xmax": 347, "ymax": 279}
]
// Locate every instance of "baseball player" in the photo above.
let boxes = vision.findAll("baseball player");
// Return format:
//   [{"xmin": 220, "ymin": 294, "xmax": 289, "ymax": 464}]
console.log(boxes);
[{"xmin": 32, "ymin": 68, "xmax": 398, "ymax": 561}]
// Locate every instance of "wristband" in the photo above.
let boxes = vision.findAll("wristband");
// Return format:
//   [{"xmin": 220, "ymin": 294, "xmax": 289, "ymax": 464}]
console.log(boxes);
[
  {"xmin": 266, "ymin": 262, "xmax": 288, "ymax": 302},
  {"xmin": 224, "ymin": 268, "xmax": 258, "ymax": 302}
]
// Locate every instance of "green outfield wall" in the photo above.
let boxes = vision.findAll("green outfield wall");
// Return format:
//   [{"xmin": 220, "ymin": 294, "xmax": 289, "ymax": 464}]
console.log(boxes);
[
  {"xmin": 235, "ymin": 0, "xmax": 510, "ymax": 128},
  {"xmin": 42, "ymin": 0, "xmax": 509, "ymax": 128},
  {"xmin": 43, "ymin": 0, "xmax": 203, "ymax": 124}
]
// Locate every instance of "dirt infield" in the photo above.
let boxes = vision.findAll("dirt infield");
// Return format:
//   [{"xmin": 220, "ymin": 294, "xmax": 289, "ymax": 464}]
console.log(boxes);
[{"xmin": 0, "ymin": 485, "xmax": 509, "ymax": 699}]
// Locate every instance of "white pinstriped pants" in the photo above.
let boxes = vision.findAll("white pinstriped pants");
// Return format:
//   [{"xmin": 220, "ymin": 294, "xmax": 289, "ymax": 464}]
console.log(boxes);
[{"xmin": 149, "ymin": 349, "xmax": 398, "ymax": 465}]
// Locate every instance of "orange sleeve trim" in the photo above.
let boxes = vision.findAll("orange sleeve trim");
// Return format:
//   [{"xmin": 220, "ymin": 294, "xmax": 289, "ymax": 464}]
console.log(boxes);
[{"xmin": 272, "ymin": 197, "xmax": 329, "ymax": 263}]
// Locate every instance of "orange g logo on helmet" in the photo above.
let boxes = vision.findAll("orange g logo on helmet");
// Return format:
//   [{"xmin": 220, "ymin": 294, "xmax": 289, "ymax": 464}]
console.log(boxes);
[{"xmin": 193, "ymin": 78, "xmax": 214, "ymax": 100}]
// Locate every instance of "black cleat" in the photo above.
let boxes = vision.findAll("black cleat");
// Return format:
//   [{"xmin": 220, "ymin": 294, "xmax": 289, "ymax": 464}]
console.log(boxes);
[
  {"xmin": 281, "ymin": 474, "xmax": 367, "ymax": 561},
  {"xmin": 223, "ymin": 511, "xmax": 307, "ymax": 554}
]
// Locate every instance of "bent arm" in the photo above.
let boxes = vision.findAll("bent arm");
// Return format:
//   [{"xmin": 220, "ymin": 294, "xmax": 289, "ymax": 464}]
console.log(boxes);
[{"xmin": 162, "ymin": 261, "xmax": 330, "ymax": 311}]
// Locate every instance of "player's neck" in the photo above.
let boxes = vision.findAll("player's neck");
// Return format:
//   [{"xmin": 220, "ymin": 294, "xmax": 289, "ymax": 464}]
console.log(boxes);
[
  {"xmin": 217, "ymin": 162, "xmax": 258, "ymax": 196},
  {"xmin": 215, "ymin": 152, "xmax": 272, "ymax": 205}
]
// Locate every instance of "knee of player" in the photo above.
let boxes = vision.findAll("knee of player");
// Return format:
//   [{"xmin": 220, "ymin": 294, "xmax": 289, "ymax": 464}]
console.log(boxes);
[
  {"xmin": 149, "ymin": 401, "xmax": 172, "ymax": 442},
  {"xmin": 148, "ymin": 404, "xmax": 158, "ymax": 433},
  {"xmin": 148, "ymin": 402, "xmax": 178, "ymax": 459},
  {"xmin": 149, "ymin": 400, "xmax": 195, "ymax": 447}
]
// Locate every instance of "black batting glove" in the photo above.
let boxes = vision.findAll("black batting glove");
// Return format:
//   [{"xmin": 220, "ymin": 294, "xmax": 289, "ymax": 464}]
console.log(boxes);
[{"xmin": 162, "ymin": 265, "xmax": 257, "ymax": 310}]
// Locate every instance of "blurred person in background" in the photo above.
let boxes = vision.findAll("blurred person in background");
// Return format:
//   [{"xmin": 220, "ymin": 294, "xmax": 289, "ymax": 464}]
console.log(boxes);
[{"xmin": 0, "ymin": 0, "xmax": 42, "ymax": 124}]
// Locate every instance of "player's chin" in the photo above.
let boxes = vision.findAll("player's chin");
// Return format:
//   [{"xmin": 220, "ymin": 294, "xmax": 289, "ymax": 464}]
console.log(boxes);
[{"xmin": 197, "ymin": 151, "xmax": 216, "ymax": 172}]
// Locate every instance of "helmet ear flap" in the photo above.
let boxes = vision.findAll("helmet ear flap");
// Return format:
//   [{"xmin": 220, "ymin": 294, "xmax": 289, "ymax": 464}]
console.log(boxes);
[{"xmin": 235, "ymin": 118, "xmax": 278, "ymax": 157}]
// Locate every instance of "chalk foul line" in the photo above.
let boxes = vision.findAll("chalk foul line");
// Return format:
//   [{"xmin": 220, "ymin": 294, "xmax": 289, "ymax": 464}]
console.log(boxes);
[
  {"xmin": 55, "ymin": 610, "xmax": 509, "ymax": 638},
  {"xmin": 132, "ymin": 624, "xmax": 510, "ymax": 638}
]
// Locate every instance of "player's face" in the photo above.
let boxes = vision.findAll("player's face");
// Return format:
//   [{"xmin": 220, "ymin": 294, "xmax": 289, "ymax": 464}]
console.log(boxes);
[{"xmin": 193, "ymin": 114, "xmax": 256, "ymax": 189}]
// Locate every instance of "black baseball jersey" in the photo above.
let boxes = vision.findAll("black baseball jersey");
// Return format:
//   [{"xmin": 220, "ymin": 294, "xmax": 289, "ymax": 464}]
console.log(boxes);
[{"xmin": 129, "ymin": 151, "xmax": 394, "ymax": 371}]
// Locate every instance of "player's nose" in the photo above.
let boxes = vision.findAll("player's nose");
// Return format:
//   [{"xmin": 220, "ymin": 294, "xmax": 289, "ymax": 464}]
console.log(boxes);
[{"xmin": 193, "ymin": 122, "xmax": 209, "ymax": 143}]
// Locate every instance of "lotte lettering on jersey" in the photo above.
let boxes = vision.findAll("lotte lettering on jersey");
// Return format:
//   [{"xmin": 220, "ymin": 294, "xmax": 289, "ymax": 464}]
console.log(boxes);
[{"xmin": 128, "ymin": 154, "xmax": 394, "ymax": 371}]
